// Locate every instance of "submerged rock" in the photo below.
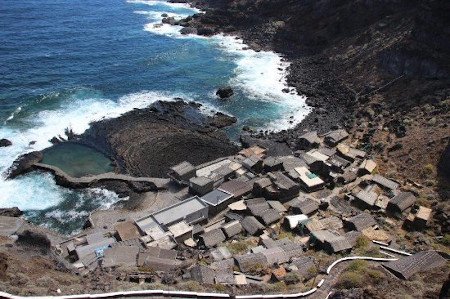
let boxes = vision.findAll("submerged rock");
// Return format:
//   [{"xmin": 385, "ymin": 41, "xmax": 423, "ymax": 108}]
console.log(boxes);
[
  {"xmin": 0, "ymin": 138, "xmax": 12, "ymax": 147},
  {"xmin": 216, "ymin": 86, "xmax": 234, "ymax": 99}
]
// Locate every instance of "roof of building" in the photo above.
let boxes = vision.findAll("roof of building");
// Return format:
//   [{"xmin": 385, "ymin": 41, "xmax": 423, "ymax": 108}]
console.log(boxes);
[
  {"xmin": 305, "ymin": 217, "xmax": 325, "ymax": 232},
  {"xmin": 241, "ymin": 216, "xmax": 265, "ymax": 236},
  {"xmin": 239, "ymin": 145, "xmax": 267, "ymax": 158},
  {"xmin": 345, "ymin": 212, "xmax": 377, "ymax": 231},
  {"xmin": 168, "ymin": 221, "xmax": 192, "ymax": 238},
  {"xmin": 137, "ymin": 247, "xmax": 177, "ymax": 266},
  {"xmin": 305, "ymin": 149, "xmax": 329, "ymax": 162},
  {"xmin": 190, "ymin": 265, "xmax": 215, "ymax": 284},
  {"xmin": 344, "ymin": 230, "xmax": 362, "ymax": 247},
  {"xmin": 327, "ymin": 236, "xmax": 352, "ymax": 253},
  {"xmin": 170, "ymin": 161, "xmax": 195, "ymax": 175},
  {"xmin": 260, "ymin": 209, "xmax": 282, "ymax": 226},
  {"xmin": 235, "ymin": 253, "xmax": 268, "ymax": 273},
  {"xmin": 372, "ymin": 174, "xmax": 399, "ymax": 190},
  {"xmin": 189, "ymin": 176, "xmax": 214, "ymax": 187},
  {"xmin": 75, "ymin": 237, "xmax": 116, "ymax": 260},
  {"xmin": 294, "ymin": 167, "xmax": 324, "ymax": 188},
  {"xmin": 310, "ymin": 229, "xmax": 338, "ymax": 244},
  {"xmin": 102, "ymin": 245, "xmax": 139, "ymax": 268},
  {"xmin": 221, "ymin": 220, "xmax": 242, "ymax": 238},
  {"xmin": 284, "ymin": 214, "xmax": 309, "ymax": 229},
  {"xmin": 354, "ymin": 190, "xmax": 378, "ymax": 207},
  {"xmin": 196, "ymin": 158, "xmax": 232, "ymax": 178},
  {"xmin": 115, "ymin": 221, "xmax": 142, "ymax": 241},
  {"xmin": 383, "ymin": 251, "xmax": 447, "ymax": 280},
  {"xmin": 269, "ymin": 171, "xmax": 299, "ymax": 191},
  {"xmin": 324, "ymin": 129, "xmax": 349, "ymax": 145},
  {"xmin": 388, "ymin": 192, "xmax": 416, "ymax": 212},
  {"xmin": 290, "ymin": 256, "xmax": 316, "ymax": 276},
  {"xmin": 214, "ymin": 268, "xmax": 235, "ymax": 285},
  {"xmin": 219, "ymin": 179, "xmax": 254, "ymax": 198},
  {"xmin": 359, "ymin": 159, "xmax": 377, "ymax": 173},
  {"xmin": 416, "ymin": 206, "xmax": 432, "ymax": 221},
  {"xmin": 201, "ymin": 189, "xmax": 233, "ymax": 207},
  {"xmin": 200, "ymin": 228, "xmax": 226, "ymax": 248},
  {"xmin": 211, "ymin": 246, "xmax": 232, "ymax": 261},
  {"xmin": 210, "ymin": 258, "xmax": 235, "ymax": 270},
  {"xmin": 299, "ymin": 131, "xmax": 320, "ymax": 144},
  {"xmin": 320, "ymin": 216, "xmax": 344, "ymax": 230},
  {"xmin": 268, "ymin": 200, "xmax": 287, "ymax": 213},
  {"xmin": 262, "ymin": 246, "xmax": 289, "ymax": 265},
  {"xmin": 152, "ymin": 196, "xmax": 208, "ymax": 226},
  {"xmin": 290, "ymin": 197, "xmax": 319, "ymax": 215}
]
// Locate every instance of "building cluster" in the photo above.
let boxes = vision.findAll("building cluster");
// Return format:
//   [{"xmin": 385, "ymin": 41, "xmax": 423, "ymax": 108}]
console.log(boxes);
[{"xmin": 56, "ymin": 129, "xmax": 437, "ymax": 286}]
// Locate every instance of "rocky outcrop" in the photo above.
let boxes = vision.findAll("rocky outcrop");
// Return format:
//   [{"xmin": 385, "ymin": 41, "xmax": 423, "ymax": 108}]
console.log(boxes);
[
  {"xmin": 0, "ymin": 207, "xmax": 23, "ymax": 217},
  {"xmin": 16, "ymin": 229, "xmax": 51, "ymax": 251},
  {"xmin": 438, "ymin": 140, "xmax": 450, "ymax": 178},
  {"xmin": 216, "ymin": 86, "xmax": 234, "ymax": 99},
  {"xmin": 6, "ymin": 151, "xmax": 43, "ymax": 179},
  {"xmin": 78, "ymin": 100, "xmax": 239, "ymax": 178},
  {"xmin": 0, "ymin": 139, "xmax": 12, "ymax": 147},
  {"xmin": 180, "ymin": 27, "xmax": 197, "ymax": 35}
]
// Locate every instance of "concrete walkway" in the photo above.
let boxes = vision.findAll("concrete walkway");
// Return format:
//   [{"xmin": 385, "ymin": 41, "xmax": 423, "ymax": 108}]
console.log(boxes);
[{"xmin": 33, "ymin": 163, "xmax": 170, "ymax": 190}]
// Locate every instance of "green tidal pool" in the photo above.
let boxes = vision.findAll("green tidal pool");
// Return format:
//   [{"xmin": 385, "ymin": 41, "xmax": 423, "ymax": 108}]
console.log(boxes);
[{"xmin": 42, "ymin": 143, "xmax": 114, "ymax": 177}]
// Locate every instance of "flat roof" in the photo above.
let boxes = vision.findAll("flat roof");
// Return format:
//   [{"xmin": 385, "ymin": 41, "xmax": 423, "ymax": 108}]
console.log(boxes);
[
  {"xmin": 201, "ymin": 189, "xmax": 233, "ymax": 206},
  {"xmin": 294, "ymin": 167, "xmax": 324, "ymax": 187},
  {"xmin": 153, "ymin": 196, "xmax": 207, "ymax": 226}
]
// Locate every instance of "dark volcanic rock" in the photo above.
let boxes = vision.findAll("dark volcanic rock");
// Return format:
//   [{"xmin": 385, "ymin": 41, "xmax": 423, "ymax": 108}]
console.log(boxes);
[
  {"xmin": 0, "ymin": 139, "xmax": 12, "ymax": 147},
  {"xmin": 180, "ymin": 27, "xmax": 197, "ymax": 35},
  {"xmin": 6, "ymin": 151, "xmax": 43, "ymax": 179},
  {"xmin": 17, "ymin": 230, "xmax": 51, "ymax": 251},
  {"xmin": 438, "ymin": 140, "xmax": 450, "ymax": 178},
  {"xmin": 79, "ymin": 100, "xmax": 239, "ymax": 177},
  {"xmin": 0, "ymin": 207, "xmax": 23, "ymax": 217},
  {"xmin": 216, "ymin": 86, "xmax": 234, "ymax": 99},
  {"xmin": 208, "ymin": 112, "xmax": 237, "ymax": 128}
]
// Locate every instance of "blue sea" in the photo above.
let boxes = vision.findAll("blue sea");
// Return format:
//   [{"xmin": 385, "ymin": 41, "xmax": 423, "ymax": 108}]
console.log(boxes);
[{"xmin": 0, "ymin": 0, "xmax": 309, "ymax": 234}]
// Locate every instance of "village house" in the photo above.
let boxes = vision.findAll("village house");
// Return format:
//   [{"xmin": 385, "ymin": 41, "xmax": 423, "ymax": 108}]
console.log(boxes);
[
  {"xmin": 168, "ymin": 161, "xmax": 196, "ymax": 184},
  {"xmin": 387, "ymin": 192, "xmax": 417, "ymax": 215},
  {"xmin": 323, "ymin": 129, "xmax": 349, "ymax": 146}
]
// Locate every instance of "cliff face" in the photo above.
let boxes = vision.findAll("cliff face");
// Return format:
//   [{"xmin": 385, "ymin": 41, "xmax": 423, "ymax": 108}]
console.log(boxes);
[{"xmin": 180, "ymin": 0, "xmax": 449, "ymax": 190}]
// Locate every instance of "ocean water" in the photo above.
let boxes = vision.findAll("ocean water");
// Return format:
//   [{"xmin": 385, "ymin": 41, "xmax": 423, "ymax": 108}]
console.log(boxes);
[{"xmin": 0, "ymin": 0, "xmax": 309, "ymax": 234}]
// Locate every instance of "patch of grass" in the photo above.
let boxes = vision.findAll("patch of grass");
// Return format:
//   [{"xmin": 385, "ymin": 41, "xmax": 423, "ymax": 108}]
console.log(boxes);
[
  {"xmin": 278, "ymin": 230, "xmax": 296, "ymax": 240},
  {"xmin": 266, "ymin": 281, "xmax": 287, "ymax": 293},
  {"xmin": 336, "ymin": 260, "xmax": 386, "ymax": 289},
  {"xmin": 336, "ymin": 271, "xmax": 364, "ymax": 289},
  {"xmin": 347, "ymin": 260, "xmax": 369, "ymax": 272},
  {"xmin": 138, "ymin": 266, "xmax": 155, "ymax": 273},
  {"xmin": 422, "ymin": 164, "xmax": 436, "ymax": 176},
  {"xmin": 226, "ymin": 240, "xmax": 252, "ymax": 255},
  {"xmin": 284, "ymin": 272, "xmax": 300, "ymax": 285},
  {"xmin": 441, "ymin": 234, "xmax": 450, "ymax": 246},
  {"xmin": 181, "ymin": 281, "xmax": 203, "ymax": 292},
  {"xmin": 212, "ymin": 284, "xmax": 226, "ymax": 292},
  {"xmin": 355, "ymin": 235, "xmax": 370, "ymax": 249}
]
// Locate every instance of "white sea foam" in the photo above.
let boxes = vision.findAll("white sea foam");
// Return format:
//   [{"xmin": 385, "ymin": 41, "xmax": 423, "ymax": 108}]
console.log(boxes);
[
  {"xmin": 0, "ymin": 90, "xmax": 182, "ymax": 210},
  {"xmin": 133, "ymin": 1, "xmax": 310, "ymax": 131}
]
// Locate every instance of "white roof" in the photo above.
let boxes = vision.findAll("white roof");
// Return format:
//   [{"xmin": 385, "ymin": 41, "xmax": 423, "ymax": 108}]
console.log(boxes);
[
  {"xmin": 196, "ymin": 159, "xmax": 232, "ymax": 178},
  {"xmin": 305, "ymin": 149, "xmax": 329, "ymax": 161},
  {"xmin": 285, "ymin": 214, "xmax": 309, "ymax": 229},
  {"xmin": 294, "ymin": 166, "xmax": 325, "ymax": 187}
]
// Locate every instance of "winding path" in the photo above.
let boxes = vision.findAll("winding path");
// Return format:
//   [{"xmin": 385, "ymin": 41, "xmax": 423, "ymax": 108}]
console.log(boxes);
[{"xmin": 0, "ymin": 256, "xmax": 397, "ymax": 299}]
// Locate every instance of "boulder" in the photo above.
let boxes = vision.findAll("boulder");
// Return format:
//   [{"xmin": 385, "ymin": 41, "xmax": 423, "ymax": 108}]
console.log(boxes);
[
  {"xmin": 6, "ymin": 151, "xmax": 43, "ymax": 179},
  {"xmin": 162, "ymin": 17, "xmax": 176, "ymax": 25},
  {"xmin": 208, "ymin": 112, "xmax": 237, "ymax": 128},
  {"xmin": 180, "ymin": 27, "xmax": 198, "ymax": 35},
  {"xmin": 216, "ymin": 86, "xmax": 234, "ymax": 99},
  {"xmin": 0, "ymin": 139, "xmax": 12, "ymax": 147},
  {"xmin": 0, "ymin": 207, "xmax": 23, "ymax": 217}
]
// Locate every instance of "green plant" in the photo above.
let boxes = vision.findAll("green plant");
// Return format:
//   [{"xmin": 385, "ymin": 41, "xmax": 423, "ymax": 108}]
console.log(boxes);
[
  {"xmin": 336, "ymin": 272, "xmax": 364, "ymax": 289},
  {"xmin": 284, "ymin": 272, "xmax": 300, "ymax": 285},
  {"xmin": 441, "ymin": 234, "xmax": 450, "ymax": 246},
  {"xmin": 226, "ymin": 240, "xmax": 252, "ymax": 254},
  {"xmin": 355, "ymin": 236, "xmax": 370, "ymax": 249},
  {"xmin": 422, "ymin": 164, "xmax": 436, "ymax": 176},
  {"xmin": 347, "ymin": 260, "xmax": 368, "ymax": 272}
]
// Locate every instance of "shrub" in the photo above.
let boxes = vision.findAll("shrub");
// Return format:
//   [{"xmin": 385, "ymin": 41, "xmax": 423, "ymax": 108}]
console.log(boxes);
[
  {"xmin": 441, "ymin": 234, "xmax": 450, "ymax": 246},
  {"xmin": 423, "ymin": 164, "xmax": 436, "ymax": 176},
  {"xmin": 355, "ymin": 236, "xmax": 370, "ymax": 249},
  {"xmin": 336, "ymin": 272, "xmax": 364, "ymax": 289},
  {"xmin": 347, "ymin": 260, "xmax": 368, "ymax": 272},
  {"xmin": 212, "ymin": 284, "xmax": 226, "ymax": 292},
  {"xmin": 284, "ymin": 272, "xmax": 300, "ymax": 285},
  {"xmin": 226, "ymin": 240, "xmax": 252, "ymax": 254}
]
